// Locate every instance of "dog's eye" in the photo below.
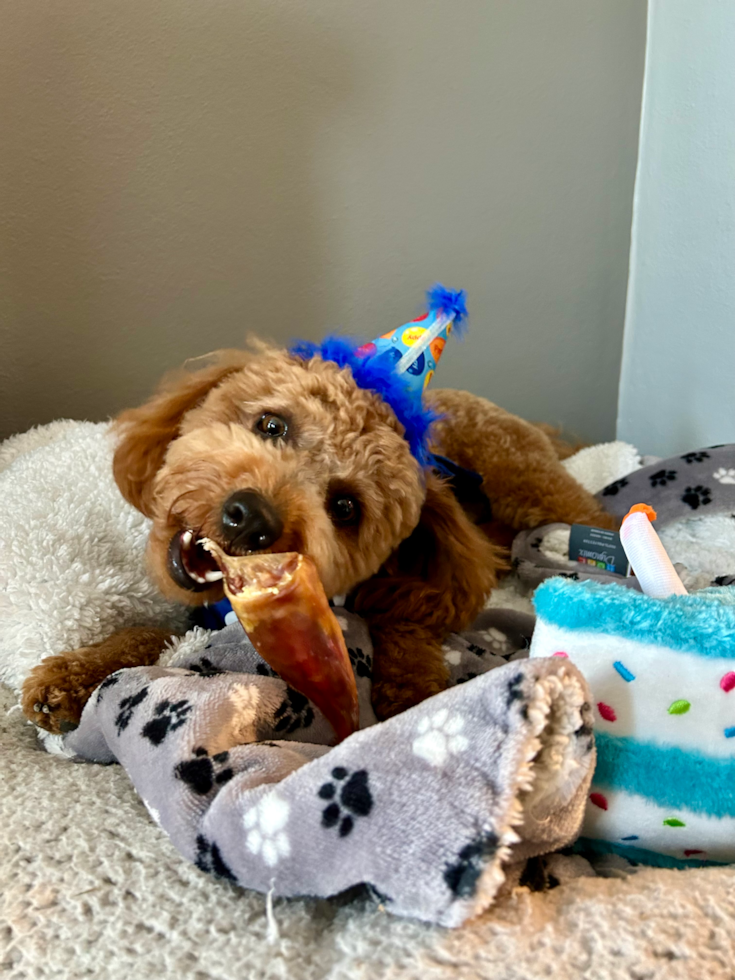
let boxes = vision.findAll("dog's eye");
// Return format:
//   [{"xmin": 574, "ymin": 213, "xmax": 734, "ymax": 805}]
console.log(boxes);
[
  {"xmin": 255, "ymin": 413, "xmax": 288, "ymax": 440},
  {"xmin": 329, "ymin": 495, "xmax": 361, "ymax": 527}
]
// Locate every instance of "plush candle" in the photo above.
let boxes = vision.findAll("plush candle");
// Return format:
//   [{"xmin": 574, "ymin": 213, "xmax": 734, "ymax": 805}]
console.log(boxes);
[{"xmin": 619, "ymin": 503, "xmax": 688, "ymax": 598}]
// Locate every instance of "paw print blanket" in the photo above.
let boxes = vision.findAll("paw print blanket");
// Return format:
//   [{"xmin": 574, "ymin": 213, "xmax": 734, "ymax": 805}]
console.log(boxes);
[
  {"xmin": 598, "ymin": 445, "xmax": 735, "ymax": 519},
  {"xmin": 65, "ymin": 611, "xmax": 596, "ymax": 928}
]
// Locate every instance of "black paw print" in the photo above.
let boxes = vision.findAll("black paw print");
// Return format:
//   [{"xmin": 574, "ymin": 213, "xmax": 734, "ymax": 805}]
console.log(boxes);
[
  {"xmin": 467, "ymin": 643, "xmax": 488, "ymax": 656},
  {"xmin": 114, "ymin": 687, "xmax": 149, "ymax": 735},
  {"xmin": 274, "ymin": 687, "xmax": 314, "ymax": 734},
  {"xmin": 506, "ymin": 673, "xmax": 529, "ymax": 719},
  {"xmin": 96, "ymin": 672, "xmax": 121, "ymax": 703},
  {"xmin": 318, "ymin": 767, "xmax": 373, "ymax": 837},
  {"xmin": 256, "ymin": 662, "xmax": 278, "ymax": 678},
  {"xmin": 511, "ymin": 557, "xmax": 521, "ymax": 571},
  {"xmin": 194, "ymin": 834, "xmax": 236, "ymax": 881},
  {"xmin": 559, "ymin": 572, "xmax": 580, "ymax": 580},
  {"xmin": 681, "ymin": 451, "xmax": 710, "ymax": 464},
  {"xmin": 187, "ymin": 657, "xmax": 224, "ymax": 678},
  {"xmin": 682, "ymin": 485, "xmax": 712, "ymax": 510},
  {"xmin": 348, "ymin": 647, "xmax": 372, "ymax": 680},
  {"xmin": 713, "ymin": 574, "xmax": 735, "ymax": 587},
  {"xmin": 602, "ymin": 477, "xmax": 629, "ymax": 497},
  {"xmin": 175, "ymin": 746, "xmax": 234, "ymax": 795},
  {"xmin": 506, "ymin": 673, "xmax": 524, "ymax": 709},
  {"xmin": 530, "ymin": 536, "xmax": 543, "ymax": 551},
  {"xmin": 444, "ymin": 831, "xmax": 499, "ymax": 897},
  {"xmin": 649, "ymin": 468, "xmax": 677, "ymax": 487},
  {"xmin": 456, "ymin": 672, "xmax": 478, "ymax": 685},
  {"xmin": 141, "ymin": 698, "xmax": 192, "ymax": 745}
]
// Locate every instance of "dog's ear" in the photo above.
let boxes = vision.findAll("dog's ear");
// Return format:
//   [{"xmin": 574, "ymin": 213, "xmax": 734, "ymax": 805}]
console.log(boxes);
[
  {"xmin": 112, "ymin": 351, "xmax": 249, "ymax": 516},
  {"xmin": 352, "ymin": 472, "xmax": 504, "ymax": 633}
]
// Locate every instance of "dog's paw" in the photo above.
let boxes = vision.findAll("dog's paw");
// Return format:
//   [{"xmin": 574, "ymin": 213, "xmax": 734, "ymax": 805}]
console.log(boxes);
[
  {"xmin": 21, "ymin": 652, "xmax": 98, "ymax": 734},
  {"xmin": 21, "ymin": 683, "xmax": 82, "ymax": 734}
]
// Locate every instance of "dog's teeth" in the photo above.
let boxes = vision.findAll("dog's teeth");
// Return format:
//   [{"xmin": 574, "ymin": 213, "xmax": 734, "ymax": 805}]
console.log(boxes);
[
  {"xmin": 204, "ymin": 569, "xmax": 224, "ymax": 582},
  {"xmin": 189, "ymin": 570, "xmax": 209, "ymax": 584},
  {"xmin": 181, "ymin": 530, "xmax": 194, "ymax": 549}
]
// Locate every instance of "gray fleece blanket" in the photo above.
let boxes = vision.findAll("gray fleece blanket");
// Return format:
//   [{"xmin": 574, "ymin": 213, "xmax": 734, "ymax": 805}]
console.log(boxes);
[{"xmin": 65, "ymin": 610, "xmax": 594, "ymax": 928}]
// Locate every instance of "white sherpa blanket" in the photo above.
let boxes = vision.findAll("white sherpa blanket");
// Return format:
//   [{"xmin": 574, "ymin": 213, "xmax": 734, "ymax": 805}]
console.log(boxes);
[
  {"xmin": 3, "ymin": 422, "xmax": 735, "ymax": 975},
  {"xmin": 0, "ymin": 421, "xmax": 189, "ymax": 695}
]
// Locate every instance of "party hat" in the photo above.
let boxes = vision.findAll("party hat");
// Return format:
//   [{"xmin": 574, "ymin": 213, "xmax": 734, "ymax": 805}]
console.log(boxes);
[
  {"xmin": 290, "ymin": 285, "xmax": 467, "ymax": 464},
  {"xmin": 356, "ymin": 284, "xmax": 467, "ymax": 397}
]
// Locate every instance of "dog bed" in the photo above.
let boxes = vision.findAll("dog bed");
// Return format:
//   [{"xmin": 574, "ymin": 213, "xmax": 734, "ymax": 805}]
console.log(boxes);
[{"xmin": 3, "ymin": 422, "xmax": 735, "ymax": 977}]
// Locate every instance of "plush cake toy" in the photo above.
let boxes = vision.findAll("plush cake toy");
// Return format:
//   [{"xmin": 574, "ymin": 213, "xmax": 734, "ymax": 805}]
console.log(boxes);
[{"xmin": 531, "ymin": 503, "xmax": 735, "ymax": 866}]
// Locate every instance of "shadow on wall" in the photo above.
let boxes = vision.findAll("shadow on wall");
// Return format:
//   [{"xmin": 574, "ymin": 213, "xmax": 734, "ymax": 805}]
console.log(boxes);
[{"xmin": 0, "ymin": 0, "xmax": 357, "ymax": 438}]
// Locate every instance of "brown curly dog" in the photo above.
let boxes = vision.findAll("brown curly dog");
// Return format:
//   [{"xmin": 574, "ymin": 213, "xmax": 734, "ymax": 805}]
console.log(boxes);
[{"xmin": 22, "ymin": 343, "xmax": 615, "ymax": 733}]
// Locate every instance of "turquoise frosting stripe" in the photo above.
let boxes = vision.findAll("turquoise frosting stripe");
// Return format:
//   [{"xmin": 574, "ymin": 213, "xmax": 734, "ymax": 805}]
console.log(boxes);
[
  {"xmin": 533, "ymin": 578, "xmax": 735, "ymax": 659},
  {"xmin": 573, "ymin": 837, "xmax": 725, "ymax": 869},
  {"xmin": 594, "ymin": 732, "xmax": 735, "ymax": 818}
]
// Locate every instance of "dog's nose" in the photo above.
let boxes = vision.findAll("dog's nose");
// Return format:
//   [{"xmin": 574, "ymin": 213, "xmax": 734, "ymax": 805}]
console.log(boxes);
[{"xmin": 220, "ymin": 490, "xmax": 284, "ymax": 552}]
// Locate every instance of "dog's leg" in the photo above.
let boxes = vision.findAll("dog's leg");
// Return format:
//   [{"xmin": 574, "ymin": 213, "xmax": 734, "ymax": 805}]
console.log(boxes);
[
  {"xmin": 429, "ymin": 389, "xmax": 618, "ymax": 531},
  {"xmin": 353, "ymin": 475, "xmax": 499, "ymax": 719},
  {"xmin": 21, "ymin": 627, "xmax": 177, "ymax": 734},
  {"xmin": 368, "ymin": 623, "xmax": 450, "ymax": 720}
]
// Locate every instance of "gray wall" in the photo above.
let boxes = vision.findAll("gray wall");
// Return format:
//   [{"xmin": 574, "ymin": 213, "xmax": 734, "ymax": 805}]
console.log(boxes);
[
  {"xmin": 618, "ymin": 0, "xmax": 735, "ymax": 457},
  {"xmin": 0, "ymin": 0, "xmax": 646, "ymax": 443}
]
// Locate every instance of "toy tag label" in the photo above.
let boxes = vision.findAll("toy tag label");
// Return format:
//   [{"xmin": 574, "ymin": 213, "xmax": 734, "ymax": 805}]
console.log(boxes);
[{"xmin": 568, "ymin": 524, "xmax": 630, "ymax": 576}]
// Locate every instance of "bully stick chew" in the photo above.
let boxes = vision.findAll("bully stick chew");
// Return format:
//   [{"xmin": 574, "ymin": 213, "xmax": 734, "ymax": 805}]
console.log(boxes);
[{"xmin": 201, "ymin": 541, "xmax": 359, "ymax": 741}]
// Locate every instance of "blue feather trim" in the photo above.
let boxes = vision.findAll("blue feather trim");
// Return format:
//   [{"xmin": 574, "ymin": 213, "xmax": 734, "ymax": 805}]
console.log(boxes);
[
  {"xmin": 288, "ymin": 335, "xmax": 439, "ymax": 466},
  {"xmin": 426, "ymin": 283, "xmax": 468, "ymax": 335},
  {"xmin": 289, "ymin": 285, "xmax": 468, "ymax": 463}
]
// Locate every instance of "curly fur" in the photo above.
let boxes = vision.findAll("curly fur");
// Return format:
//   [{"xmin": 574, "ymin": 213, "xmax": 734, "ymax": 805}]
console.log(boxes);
[
  {"xmin": 23, "ymin": 341, "xmax": 615, "ymax": 729},
  {"xmin": 288, "ymin": 336, "xmax": 440, "ymax": 465}
]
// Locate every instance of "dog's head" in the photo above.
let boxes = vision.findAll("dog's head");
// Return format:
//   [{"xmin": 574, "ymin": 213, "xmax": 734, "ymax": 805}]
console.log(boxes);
[
  {"xmin": 113, "ymin": 344, "xmax": 430, "ymax": 603},
  {"xmin": 113, "ymin": 342, "xmax": 499, "ymax": 633}
]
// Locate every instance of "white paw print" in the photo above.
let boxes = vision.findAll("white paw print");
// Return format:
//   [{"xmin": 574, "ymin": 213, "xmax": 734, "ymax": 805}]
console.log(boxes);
[
  {"xmin": 243, "ymin": 793, "xmax": 291, "ymax": 866},
  {"xmin": 713, "ymin": 468, "xmax": 735, "ymax": 485},
  {"xmin": 475, "ymin": 627, "xmax": 510, "ymax": 653},
  {"xmin": 443, "ymin": 644, "xmax": 462, "ymax": 666},
  {"xmin": 412, "ymin": 708, "xmax": 469, "ymax": 767},
  {"xmin": 483, "ymin": 627, "xmax": 510, "ymax": 651}
]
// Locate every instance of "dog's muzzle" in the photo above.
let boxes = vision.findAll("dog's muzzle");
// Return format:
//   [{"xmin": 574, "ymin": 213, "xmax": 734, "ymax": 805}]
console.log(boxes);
[
  {"xmin": 167, "ymin": 530, "xmax": 224, "ymax": 591},
  {"xmin": 220, "ymin": 489, "xmax": 284, "ymax": 553},
  {"xmin": 165, "ymin": 490, "xmax": 284, "ymax": 593}
]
